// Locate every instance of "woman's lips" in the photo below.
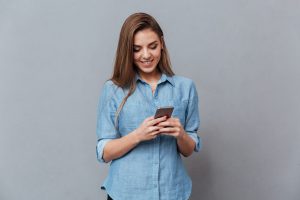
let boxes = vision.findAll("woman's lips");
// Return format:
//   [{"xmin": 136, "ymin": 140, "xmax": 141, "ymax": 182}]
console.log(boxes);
[{"xmin": 140, "ymin": 60, "xmax": 153, "ymax": 67}]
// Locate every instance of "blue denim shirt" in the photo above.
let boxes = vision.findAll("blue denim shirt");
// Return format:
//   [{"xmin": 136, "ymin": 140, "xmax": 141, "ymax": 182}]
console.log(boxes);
[{"xmin": 96, "ymin": 73, "xmax": 201, "ymax": 200}]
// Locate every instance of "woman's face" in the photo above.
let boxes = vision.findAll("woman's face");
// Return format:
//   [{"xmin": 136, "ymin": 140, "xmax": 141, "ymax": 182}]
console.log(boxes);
[{"xmin": 133, "ymin": 28, "xmax": 162, "ymax": 76}]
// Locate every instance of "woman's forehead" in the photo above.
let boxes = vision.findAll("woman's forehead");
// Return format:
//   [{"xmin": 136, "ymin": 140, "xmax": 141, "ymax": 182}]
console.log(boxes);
[{"xmin": 134, "ymin": 29, "xmax": 160, "ymax": 45}]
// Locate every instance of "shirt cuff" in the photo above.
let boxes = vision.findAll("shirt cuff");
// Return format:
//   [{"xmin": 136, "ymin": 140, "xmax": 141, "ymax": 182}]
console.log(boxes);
[
  {"xmin": 186, "ymin": 132, "xmax": 202, "ymax": 152},
  {"xmin": 96, "ymin": 139, "xmax": 113, "ymax": 163}
]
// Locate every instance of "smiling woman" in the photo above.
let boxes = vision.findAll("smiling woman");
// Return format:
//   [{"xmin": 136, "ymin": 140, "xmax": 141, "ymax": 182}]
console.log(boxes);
[{"xmin": 96, "ymin": 12, "xmax": 201, "ymax": 200}]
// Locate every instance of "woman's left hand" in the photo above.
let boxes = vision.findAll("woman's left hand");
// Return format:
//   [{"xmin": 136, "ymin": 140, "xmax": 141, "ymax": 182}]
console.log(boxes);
[{"xmin": 157, "ymin": 117, "xmax": 185, "ymax": 139}]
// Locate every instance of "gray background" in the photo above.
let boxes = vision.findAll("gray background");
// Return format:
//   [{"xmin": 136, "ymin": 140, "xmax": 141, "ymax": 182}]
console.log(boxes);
[{"xmin": 1, "ymin": 0, "xmax": 299, "ymax": 200}]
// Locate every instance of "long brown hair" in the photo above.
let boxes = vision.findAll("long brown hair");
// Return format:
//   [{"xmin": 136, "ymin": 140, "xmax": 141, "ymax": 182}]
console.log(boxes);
[{"xmin": 111, "ymin": 12, "xmax": 174, "ymax": 126}]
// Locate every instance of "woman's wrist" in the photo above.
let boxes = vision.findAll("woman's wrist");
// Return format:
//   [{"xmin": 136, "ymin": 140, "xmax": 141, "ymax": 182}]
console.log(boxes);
[
  {"xmin": 130, "ymin": 130, "xmax": 142, "ymax": 144},
  {"xmin": 176, "ymin": 129, "xmax": 186, "ymax": 141}
]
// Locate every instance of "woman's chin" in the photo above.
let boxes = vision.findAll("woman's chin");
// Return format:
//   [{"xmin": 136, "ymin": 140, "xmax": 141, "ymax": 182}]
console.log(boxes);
[{"xmin": 137, "ymin": 66, "xmax": 157, "ymax": 75}]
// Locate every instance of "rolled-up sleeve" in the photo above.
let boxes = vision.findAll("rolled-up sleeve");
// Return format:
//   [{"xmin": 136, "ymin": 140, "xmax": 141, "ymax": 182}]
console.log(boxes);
[
  {"xmin": 184, "ymin": 81, "xmax": 202, "ymax": 152},
  {"xmin": 96, "ymin": 139, "xmax": 113, "ymax": 163},
  {"xmin": 96, "ymin": 81, "xmax": 120, "ymax": 163}
]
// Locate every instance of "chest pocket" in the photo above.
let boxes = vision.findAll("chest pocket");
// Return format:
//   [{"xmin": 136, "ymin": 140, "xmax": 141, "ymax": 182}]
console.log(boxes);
[{"xmin": 169, "ymin": 99, "xmax": 188, "ymax": 127}]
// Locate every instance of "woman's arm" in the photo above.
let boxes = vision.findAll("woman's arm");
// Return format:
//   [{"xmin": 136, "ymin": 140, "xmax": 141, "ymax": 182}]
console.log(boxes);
[
  {"xmin": 102, "ymin": 131, "xmax": 140, "ymax": 162},
  {"xmin": 176, "ymin": 130, "xmax": 196, "ymax": 157},
  {"xmin": 158, "ymin": 117, "xmax": 196, "ymax": 157},
  {"xmin": 103, "ymin": 116, "xmax": 167, "ymax": 162}
]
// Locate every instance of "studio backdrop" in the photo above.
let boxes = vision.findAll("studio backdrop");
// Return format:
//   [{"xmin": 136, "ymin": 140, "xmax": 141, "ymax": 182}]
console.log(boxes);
[{"xmin": 0, "ymin": 1, "xmax": 299, "ymax": 200}]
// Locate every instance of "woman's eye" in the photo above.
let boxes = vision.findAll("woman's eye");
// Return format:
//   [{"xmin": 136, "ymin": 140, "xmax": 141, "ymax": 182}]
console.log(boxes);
[
  {"xmin": 150, "ymin": 45, "xmax": 157, "ymax": 49},
  {"xmin": 133, "ymin": 45, "xmax": 157, "ymax": 52}
]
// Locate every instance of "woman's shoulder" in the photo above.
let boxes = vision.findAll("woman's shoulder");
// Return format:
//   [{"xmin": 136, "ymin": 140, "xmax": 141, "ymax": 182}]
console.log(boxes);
[
  {"xmin": 171, "ymin": 75, "xmax": 198, "ymax": 100},
  {"xmin": 103, "ymin": 79, "xmax": 116, "ymax": 87},
  {"xmin": 102, "ymin": 80, "xmax": 121, "ymax": 90},
  {"xmin": 171, "ymin": 75, "xmax": 195, "ymax": 87},
  {"xmin": 100, "ymin": 80, "xmax": 123, "ymax": 97}
]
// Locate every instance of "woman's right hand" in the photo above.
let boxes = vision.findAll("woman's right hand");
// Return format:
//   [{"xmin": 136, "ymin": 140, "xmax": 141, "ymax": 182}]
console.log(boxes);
[{"xmin": 133, "ymin": 116, "xmax": 167, "ymax": 142}]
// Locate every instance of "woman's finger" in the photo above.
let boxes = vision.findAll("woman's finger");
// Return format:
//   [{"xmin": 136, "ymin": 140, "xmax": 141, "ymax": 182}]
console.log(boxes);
[
  {"xmin": 151, "ymin": 130, "xmax": 160, "ymax": 135},
  {"xmin": 149, "ymin": 116, "xmax": 167, "ymax": 126},
  {"xmin": 157, "ymin": 121, "xmax": 177, "ymax": 127},
  {"xmin": 159, "ymin": 127, "xmax": 179, "ymax": 133},
  {"xmin": 144, "ymin": 116, "xmax": 155, "ymax": 122},
  {"xmin": 157, "ymin": 121, "xmax": 170, "ymax": 127},
  {"xmin": 159, "ymin": 127, "xmax": 175, "ymax": 133},
  {"xmin": 149, "ymin": 126, "xmax": 160, "ymax": 132}
]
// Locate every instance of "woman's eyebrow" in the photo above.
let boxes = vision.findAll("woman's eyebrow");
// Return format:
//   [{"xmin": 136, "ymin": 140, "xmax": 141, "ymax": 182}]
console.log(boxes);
[{"xmin": 133, "ymin": 41, "xmax": 158, "ymax": 47}]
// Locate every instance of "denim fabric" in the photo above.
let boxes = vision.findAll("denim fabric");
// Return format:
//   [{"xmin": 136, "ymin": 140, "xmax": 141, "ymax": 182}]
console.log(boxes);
[{"xmin": 96, "ymin": 73, "xmax": 201, "ymax": 200}]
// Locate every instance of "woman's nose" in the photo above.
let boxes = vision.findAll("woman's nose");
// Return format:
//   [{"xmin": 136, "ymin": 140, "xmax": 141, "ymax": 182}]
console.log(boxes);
[{"xmin": 142, "ymin": 49, "xmax": 151, "ymax": 59}]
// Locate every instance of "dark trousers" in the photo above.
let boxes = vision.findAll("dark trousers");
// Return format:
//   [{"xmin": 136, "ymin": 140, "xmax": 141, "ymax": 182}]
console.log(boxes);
[{"xmin": 107, "ymin": 195, "xmax": 113, "ymax": 200}]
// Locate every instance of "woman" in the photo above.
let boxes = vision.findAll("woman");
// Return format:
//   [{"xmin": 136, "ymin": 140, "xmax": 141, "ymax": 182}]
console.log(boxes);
[{"xmin": 96, "ymin": 12, "xmax": 201, "ymax": 200}]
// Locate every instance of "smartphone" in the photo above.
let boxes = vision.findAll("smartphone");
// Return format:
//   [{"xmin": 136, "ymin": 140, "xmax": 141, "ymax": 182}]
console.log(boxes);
[{"xmin": 154, "ymin": 106, "xmax": 174, "ymax": 119}]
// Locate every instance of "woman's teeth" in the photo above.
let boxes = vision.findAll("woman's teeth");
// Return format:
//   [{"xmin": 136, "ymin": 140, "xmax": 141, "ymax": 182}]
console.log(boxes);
[{"xmin": 142, "ymin": 60, "xmax": 152, "ymax": 64}]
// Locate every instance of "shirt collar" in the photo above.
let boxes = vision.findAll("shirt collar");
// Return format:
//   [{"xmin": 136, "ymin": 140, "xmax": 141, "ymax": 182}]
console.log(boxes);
[{"xmin": 135, "ymin": 73, "xmax": 175, "ymax": 87}]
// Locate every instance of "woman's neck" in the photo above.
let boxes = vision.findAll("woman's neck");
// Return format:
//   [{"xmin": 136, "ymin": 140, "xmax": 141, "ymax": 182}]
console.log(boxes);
[{"xmin": 138, "ymin": 69, "xmax": 161, "ymax": 85}]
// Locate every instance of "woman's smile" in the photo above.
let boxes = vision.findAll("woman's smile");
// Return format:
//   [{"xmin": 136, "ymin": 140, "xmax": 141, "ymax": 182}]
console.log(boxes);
[{"xmin": 140, "ymin": 59, "xmax": 154, "ymax": 67}]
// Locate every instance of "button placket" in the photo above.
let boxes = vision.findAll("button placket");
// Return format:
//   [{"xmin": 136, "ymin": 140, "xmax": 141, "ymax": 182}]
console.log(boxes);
[{"xmin": 152, "ymin": 133, "xmax": 160, "ymax": 198}]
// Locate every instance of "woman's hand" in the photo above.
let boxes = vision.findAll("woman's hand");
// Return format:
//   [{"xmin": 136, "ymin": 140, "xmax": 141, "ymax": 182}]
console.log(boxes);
[
  {"xmin": 157, "ymin": 117, "xmax": 196, "ymax": 157},
  {"xmin": 103, "ymin": 115, "xmax": 166, "ymax": 162},
  {"xmin": 133, "ymin": 116, "xmax": 167, "ymax": 142},
  {"xmin": 157, "ymin": 117, "xmax": 185, "ymax": 139}
]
